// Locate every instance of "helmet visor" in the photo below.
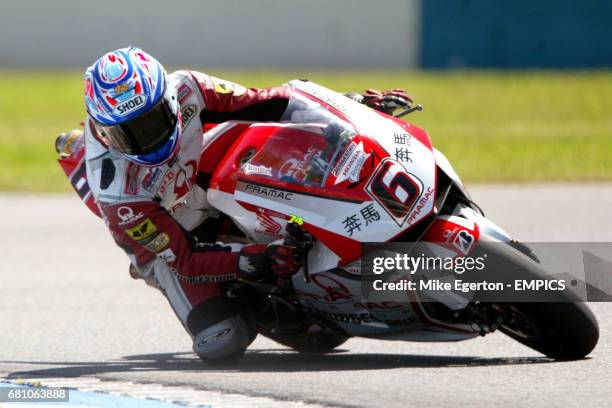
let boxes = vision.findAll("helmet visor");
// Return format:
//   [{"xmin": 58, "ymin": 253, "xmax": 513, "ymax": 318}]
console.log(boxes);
[{"xmin": 95, "ymin": 97, "xmax": 178, "ymax": 155}]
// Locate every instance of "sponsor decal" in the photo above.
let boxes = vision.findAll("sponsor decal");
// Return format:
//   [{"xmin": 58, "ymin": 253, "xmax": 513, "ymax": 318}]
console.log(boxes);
[
  {"xmin": 124, "ymin": 162, "xmax": 140, "ymax": 195},
  {"xmin": 114, "ymin": 83, "xmax": 129, "ymax": 95},
  {"xmin": 180, "ymin": 104, "xmax": 196, "ymax": 127},
  {"xmin": 197, "ymin": 328, "xmax": 231, "ymax": 347},
  {"xmin": 242, "ymin": 163, "xmax": 272, "ymax": 177},
  {"xmin": 393, "ymin": 131, "xmax": 413, "ymax": 164},
  {"xmin": 158, "ymin": 170, "xmax": 175, "ymax": 195},
  {"xmin": 211, "ymin": 77, "xmax": 247, "ymax": 96},
  {"xmin": 311, "ymin": 274, "xmax": 353, "ymax": 303},
  {"xmin": 360, "ymin": 203, "xmax": 381, "ymax": 226},
  {"xmin": 394, "ymin": 147, "xmax": 413, "ymax": 164},
  {"xmin": 289, "ymin": 214, "xmax": 304, "ymax": 225},
  {"xmin": 305, "ymin": 306, "xmax": 419, "ymax": 327},
  {"xmin": 255, "ymin": 212, "xmax": 282, "ymax": 236},
  {"xmin": 341, "ymin": 263, "xmax": 362, "ymax": 275},
  {"xmin": 302, "ymin": 86, "xmax": 351, "ymax": 116},
  {"xmin": 332, "ymin": 142, "xmax": 357, "ymax": 176},
  {"xmin": 114, "ymin": 94, "xmax": 146, "ymax": 116},
  {"xmin": 354, "ymin": 301, "xmax": 403, "ymax": 310},
  {"xmin": 60, "ymin": 131, "xmax": 84, "ymax": 157},
  {"xmin": 341, "ymin": 214, "xmax": 362, "ymax": 237},
  {"xmin": 244, "ymin": 184, "xmax": 293, "ymax": 201},
  {"xmin": 279, "ymin": 146, "xmax": 320, "ymax": 183},
  {"xmin": 156, "ymin": 248, "xmax": 176, "ymax": 263},
  {"xmin": 341, "ymin": 203, "xmax": 382, "ymax": 236},
  {"xmin": 125, "ymin": 218, "xmax": 158, "ymax": 241},
  {"xmin": 406, "ymin": 186, "xmax": 434, "ymax": 225},
  {"xmin": 171, "ymin": 267, "xmax": 236, "ymax": 284},
  {"xmin": 177, "ymin": 83, "xmax": 193, "ymax": 103},
  {"xmin": 394, "ymin": 132, "xmax": 412, "ymax": 145},
  {"xmin": 304, "ymin": 307, "xmax": 377, "ymax": 325},
  {"xmin": 347, "ymin": 151, "xmax": 369, "ymax": 183},
  {"xmin": 443, "ymin": 227, "xmax": 476, "ymax": 256},
  {"xmin": 333, "ymin": 141, "xmax": 369, "ymax": 185},
  {"xmin": 117, "ymin": 206, "xmax": 144, "ymax": 226},
  {"xmin": 144, "ymin": 232, "xmax": 170, "ymax": 252},
  {"xmin": 142, "ymin": 167, "xmax": 163, "ymax": 192}
]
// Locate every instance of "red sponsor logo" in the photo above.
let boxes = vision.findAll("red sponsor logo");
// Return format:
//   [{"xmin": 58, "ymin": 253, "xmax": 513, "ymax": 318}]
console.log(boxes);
[
  {"xmin": 177, "ymin": 83, "xmax": 193, "ymax": 103},
  {"xmin": 124, "ymin": 162, "xmax": 140, "ymax": 195},
  {"xmin": 158, "ymin": 170, "xmax": 175, "ymax": 195},
  {"xmin": 422, "ymin": 216, "xmax": 480, "ymax": 256},
  {"xmin": 255, "ymin": 212, "xmax": 281, "ymax": 236},
  {"xmin": 443, "ymin": 227, "xmax": 478, "ymax": 256},
  {"xmin": 116, "ymin": 206, "xmax": 144, "ymax": 226},
  {"xmin": 311, "ymin": 274, "xmax": 353, "ymax": 303}
]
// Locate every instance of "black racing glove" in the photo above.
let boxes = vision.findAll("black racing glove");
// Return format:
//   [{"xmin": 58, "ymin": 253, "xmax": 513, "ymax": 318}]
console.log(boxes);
[{"xmin": 238, "ymin": 243, "xmax": 303, "ymax": 280}]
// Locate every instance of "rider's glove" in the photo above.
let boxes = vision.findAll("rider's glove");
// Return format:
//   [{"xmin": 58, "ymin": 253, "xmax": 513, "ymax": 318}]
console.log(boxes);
[
  {"xmin": 361, "ymin": 88, "xmax": 413, "ymax": 115},
  {"xmin": 238, "ymin": 243, "xmax": 303, "ymax": 280}
]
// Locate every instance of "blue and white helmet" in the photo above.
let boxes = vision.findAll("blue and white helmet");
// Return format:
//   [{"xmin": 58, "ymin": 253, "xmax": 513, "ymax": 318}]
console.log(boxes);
[{"xmin": 84, "ymin": 47, "xmax": 181, "ymax": 166}]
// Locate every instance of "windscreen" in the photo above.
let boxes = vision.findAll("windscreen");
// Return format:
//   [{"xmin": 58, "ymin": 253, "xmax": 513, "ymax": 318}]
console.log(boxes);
[{"xmin": 243, "ymin": 92, "xmax": 357, "ymax": 188}]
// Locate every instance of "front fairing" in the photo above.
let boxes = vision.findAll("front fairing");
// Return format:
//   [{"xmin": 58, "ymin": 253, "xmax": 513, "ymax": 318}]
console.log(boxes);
[
  {"xmin": 208, "ymin": 80, "xmax": 437, "ymax": 264},
  {"xmin": 238, "ymin": 82, "xmax": 437, "ymax": 240}
]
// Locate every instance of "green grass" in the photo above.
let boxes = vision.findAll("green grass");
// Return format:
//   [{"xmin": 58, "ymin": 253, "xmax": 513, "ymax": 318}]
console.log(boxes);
[{"xmin": 1, "ymin": 70, "xmax": 611, "ymax": 192}]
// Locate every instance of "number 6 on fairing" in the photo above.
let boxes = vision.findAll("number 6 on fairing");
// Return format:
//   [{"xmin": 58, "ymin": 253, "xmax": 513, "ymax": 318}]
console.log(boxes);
[{"xmin": 366, "ymin": 159, "xmax": 423, "ymax": 225}]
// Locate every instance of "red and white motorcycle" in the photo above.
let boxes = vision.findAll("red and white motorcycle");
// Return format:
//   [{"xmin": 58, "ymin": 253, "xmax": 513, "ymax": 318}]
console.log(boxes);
[{"xmin": 58, "ymin": 80, "xmax": 598, "ymax": 359}]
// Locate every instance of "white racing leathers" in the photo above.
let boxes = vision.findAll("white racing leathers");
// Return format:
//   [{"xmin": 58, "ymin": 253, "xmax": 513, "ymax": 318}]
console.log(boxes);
[{"xmin": 83, "ymin": 70, "xmax": 290, "ymax": 360}]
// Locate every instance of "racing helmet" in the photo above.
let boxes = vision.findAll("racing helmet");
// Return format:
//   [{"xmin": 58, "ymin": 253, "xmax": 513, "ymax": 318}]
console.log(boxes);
[{"xmin": 84, "ymin": 46, "xmax": 181, "ymax": 166}]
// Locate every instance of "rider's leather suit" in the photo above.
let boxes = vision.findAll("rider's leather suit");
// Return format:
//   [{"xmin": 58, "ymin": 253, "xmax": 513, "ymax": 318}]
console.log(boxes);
[{"xmin": 84, "ymin": 70, "xmax": 290, "ymax": 360}]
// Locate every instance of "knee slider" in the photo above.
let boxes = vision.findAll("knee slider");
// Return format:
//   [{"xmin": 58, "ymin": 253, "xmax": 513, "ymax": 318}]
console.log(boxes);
[{"xmin": 192, "ymin": 315, "xmax": 251, "ymax": 360}]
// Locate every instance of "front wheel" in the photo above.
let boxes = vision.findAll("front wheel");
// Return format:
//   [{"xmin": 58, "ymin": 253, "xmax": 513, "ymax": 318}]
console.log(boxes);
[
  {"xmin": 474, "ymin": 237, "xmax": 599, "ymax": 359},
  {"xmin": 494, "ymin": 301, "xmax": 599, "ymax": 360}
]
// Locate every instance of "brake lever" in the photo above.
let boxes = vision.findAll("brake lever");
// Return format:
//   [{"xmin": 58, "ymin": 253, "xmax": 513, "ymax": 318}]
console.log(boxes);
[{"xmin": 394, "ymin": 104, "xmax": 423, "ymax": 118}]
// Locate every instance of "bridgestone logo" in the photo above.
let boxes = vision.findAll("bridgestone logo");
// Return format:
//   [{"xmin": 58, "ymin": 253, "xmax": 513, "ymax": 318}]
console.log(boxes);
[
  {"xmin": 171, "ymin": 268, "xmax": 236, "ymax": 284},
  {"xmin": 305, "ymin": 306, "xmax": 417, "ymax": 326},
  {"xmin": 333, "ymin": 142, "xmax": 357, "ymax": 176}
]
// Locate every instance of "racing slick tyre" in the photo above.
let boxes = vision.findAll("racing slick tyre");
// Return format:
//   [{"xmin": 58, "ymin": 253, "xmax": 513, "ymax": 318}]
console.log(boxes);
[
  {"xmin": 495, "ymin": 301, "xmax": 598, "ymax": 360},
  {"xmin": 473, "ymin": 236, "xmax": 599, "ymax": 360}
]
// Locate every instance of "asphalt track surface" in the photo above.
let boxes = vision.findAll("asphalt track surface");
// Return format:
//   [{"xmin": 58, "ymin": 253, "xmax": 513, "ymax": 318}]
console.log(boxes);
[{"xmin": 1, "ymin": 184, "xmax": 611, "ymax": 407}]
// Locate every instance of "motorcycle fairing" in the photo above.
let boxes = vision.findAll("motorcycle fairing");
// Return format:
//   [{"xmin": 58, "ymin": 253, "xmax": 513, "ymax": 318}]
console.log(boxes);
[
  {"xmin": 207, "ymin": 81, "xmax": 438, "ymax": 266},
  {"xmin": 290, "ymin": 267, "xmax": 479, "ymax": 341}
]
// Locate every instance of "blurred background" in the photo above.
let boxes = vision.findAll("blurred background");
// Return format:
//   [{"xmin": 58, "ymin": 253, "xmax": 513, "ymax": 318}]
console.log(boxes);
[{"xmin": 0, "ymin": 0, "xmax": 610, "ymax": 191}]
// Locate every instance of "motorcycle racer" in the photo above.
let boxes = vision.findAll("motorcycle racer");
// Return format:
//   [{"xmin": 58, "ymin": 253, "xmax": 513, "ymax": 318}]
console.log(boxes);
[{"xmin": 68, "ymin": 46, "xmax": 412, "ymax": 363}]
